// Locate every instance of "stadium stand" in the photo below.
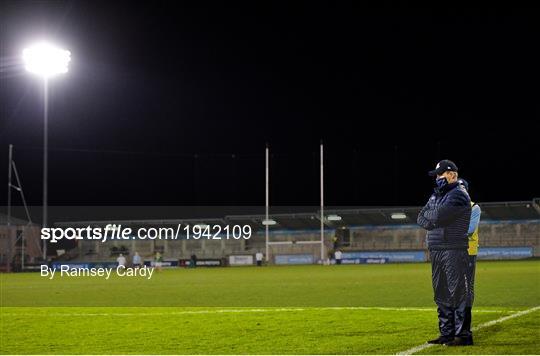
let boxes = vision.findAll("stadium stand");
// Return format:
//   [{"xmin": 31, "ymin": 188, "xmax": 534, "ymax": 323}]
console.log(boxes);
[
  {"xmin": 0, "ymin": 213, "xmax": 42, "ymax": 271},
  {"xmin": 42, "ymin": 200, "xmax": 540, "ymax": 266}
]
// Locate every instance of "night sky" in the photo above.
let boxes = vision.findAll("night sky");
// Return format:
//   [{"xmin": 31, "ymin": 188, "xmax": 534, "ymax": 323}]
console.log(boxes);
[{"xmin": 1, "ymin": 2, "xmax": 539, "ymax": 207}]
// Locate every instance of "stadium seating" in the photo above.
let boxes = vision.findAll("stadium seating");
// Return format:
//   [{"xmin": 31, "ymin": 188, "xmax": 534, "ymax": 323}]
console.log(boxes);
[{"xmin": 43, "ymin": 200, "xmax": 540, "ymax": 265}]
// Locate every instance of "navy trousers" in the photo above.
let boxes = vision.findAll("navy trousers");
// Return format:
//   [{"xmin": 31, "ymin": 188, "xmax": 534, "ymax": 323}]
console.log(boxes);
[{"xmin": 430, "ymin": 249, "xmax": 472, "ymax": 338}]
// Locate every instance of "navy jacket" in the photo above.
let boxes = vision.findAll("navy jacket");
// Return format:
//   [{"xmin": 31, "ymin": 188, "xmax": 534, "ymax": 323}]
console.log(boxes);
[{"xmin": 417, "ymin": 181, "xmax": 471, "ymax": 250}]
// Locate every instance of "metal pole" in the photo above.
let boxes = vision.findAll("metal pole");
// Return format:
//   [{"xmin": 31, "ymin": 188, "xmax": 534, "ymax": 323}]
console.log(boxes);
[
  {"xmin": 7, "ymin": 144, "xmax": 12, "ymax": 227},
  {"xmin": 21, "ymin": 228, "xmax": 25, "ymax": 271},
  {"xmin": 11, "ymin": 162, "xmax": 32, "ymax": 224},
  {"xmin": 265, "ymin": 144, "xmax": 269, "ymax": 262},
  {"xmin": 43, "ymin": 78, "xmax": 48, "ymax": 261},
  {"xmin": 393, "ymin": 145, "xmax": 398, "ymax": 205},
  {"xmin": 7, "ymin": 144, "xmax": 13, "ymax": 272},
  {"xmin": 320, "ymin": 141, "xmax": 324, "ymax": 262},
  {"xmin": 12, "ymin": 161, "xmax": 31, "ymax": 271}
]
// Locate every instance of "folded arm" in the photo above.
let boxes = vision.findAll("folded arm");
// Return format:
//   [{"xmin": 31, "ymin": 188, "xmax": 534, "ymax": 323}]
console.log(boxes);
[
  {"xmin": 423, "ymin": 191, "xmax": 470, "ymax": 228},
  {"xmin": 417, "ymin": 200, "xmax": 436, "ymax": 230}
]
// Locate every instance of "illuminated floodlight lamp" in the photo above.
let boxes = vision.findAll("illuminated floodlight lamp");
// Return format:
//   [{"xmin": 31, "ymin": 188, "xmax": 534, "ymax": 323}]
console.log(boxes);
[
  {"xmin": 391, "ymin": 213, "xmax": 407, "ymax": 220},
  {"xmin": 262, "ymin": 219, "xmax": 277, "ymax": 226},
  {"xmin": 194, "ymin": 223, "xmax": 209, "ymax": 229},
  {"xmin": 23, "ymin": 42, "xmax": 71, "ymax": 78},
  {"xmin": 327, "ymin": 214, "xmax": 342, "ymax": 221}
]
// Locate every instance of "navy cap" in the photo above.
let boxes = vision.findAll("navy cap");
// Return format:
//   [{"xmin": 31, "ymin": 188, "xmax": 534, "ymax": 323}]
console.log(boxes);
[
  {"xmin": 457, "ymin": 178, "xmax": 469, "ymax": 191},
  {"xmin": 428, "ymin": 159, "xmax": 458, "ymax": 176}
]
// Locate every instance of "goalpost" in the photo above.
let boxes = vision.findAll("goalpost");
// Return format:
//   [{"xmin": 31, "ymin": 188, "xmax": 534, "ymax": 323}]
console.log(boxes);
[
  {"xmin": 6, "ymin": 144, "xmax": 41, "ymax": 272},
  {"xmin": 264, "ymin": 142, "xmax": 326, "ymax": 264},
  {"xmin": 266, "ymin": 240, "xmax": 326, "ymax": 264}
]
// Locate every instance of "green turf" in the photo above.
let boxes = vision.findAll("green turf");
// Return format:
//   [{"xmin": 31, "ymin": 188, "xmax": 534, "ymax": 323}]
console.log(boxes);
[{"xmin": 1, "ymin": 260, "xmax": 539, "ymax": 354}]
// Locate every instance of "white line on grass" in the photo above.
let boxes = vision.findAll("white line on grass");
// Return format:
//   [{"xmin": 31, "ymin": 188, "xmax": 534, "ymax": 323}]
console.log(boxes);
[
  {"xmin": 396, "ymin": 305, "xmax": 540, "ymax": 355},
  {"xmin": 1, "ymin": 306, "xmax": 520, "ymax": 317}
]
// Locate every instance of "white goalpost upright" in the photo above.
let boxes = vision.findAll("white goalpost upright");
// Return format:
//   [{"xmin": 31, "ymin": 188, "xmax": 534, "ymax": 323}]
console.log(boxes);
[
  {"xmin": 265, "ymin": 144, "xmax": 269, "ymax": 262},
  {"xmin": 320, "ymin": 140, "xmax": 325, "ymax": 262},
  {"xmin": 6, "ymin": 144, "xmax": 35, "ymax": 271}
]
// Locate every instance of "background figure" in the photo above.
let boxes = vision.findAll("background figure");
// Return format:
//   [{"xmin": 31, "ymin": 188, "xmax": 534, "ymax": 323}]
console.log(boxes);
[
  {"xmin": 132, "ymin": 251, "xmax": 142, "ymax": 268},
  {"xmin": 116, "ymin": 253, "xmax": 126, "ymax": 268},
  {"xmin": 458, "ymin": 178, "xmax": 482, "ymax": 336},
  {"xmin": 155, "ymin": 252, "xmax": 163, "ymax": 271},
  {"xmin": 255, "ymin": 251, "xmax": 264, "ymax": 266},
  {"xmin": 334, "ymin": 250, "xmax": 343, "ymax": 265},
  {"xmin": 190, "ymin": 253, "xmax": 197, "ymax": 268},
  {"xmin": 332, "ymin": 235, "xmax": 339, "ymax": 250}
]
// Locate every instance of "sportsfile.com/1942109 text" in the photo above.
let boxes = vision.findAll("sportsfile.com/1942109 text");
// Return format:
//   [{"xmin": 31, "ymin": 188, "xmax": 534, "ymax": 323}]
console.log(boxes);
[{"xmin": 40, "ymin": 224, "xmax": 252, "ymax": 243}]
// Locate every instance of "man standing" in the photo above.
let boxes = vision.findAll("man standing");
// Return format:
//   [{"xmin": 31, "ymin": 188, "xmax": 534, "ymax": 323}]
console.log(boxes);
[
  {"xmin": 457, "ymin": 178, "xmax": 482, "ymax": 336},
  {"xmin": 132, "ymin": 251, "xmax": 142, "ymax": 268},
  {"xmin": 155, "ymin": 252, "xmax": 163, "ymax": 271},
  {"xmin": 116, "ymin": 253, "xmax": 126, "ymax": 268},
  {"xmin": 255, "ymin": 251, "xmax": 264, "ymax": 266},
  {"xmin": 334, "ymin": 249, "xmax": 343, "ymax": 265},
  {"xmin": 189, "ymin": 253, "xmax": 197, "ymax": 268},
  {"xmin": 417, "ymin": 160, "xmax": 473, "ymax": 346}
]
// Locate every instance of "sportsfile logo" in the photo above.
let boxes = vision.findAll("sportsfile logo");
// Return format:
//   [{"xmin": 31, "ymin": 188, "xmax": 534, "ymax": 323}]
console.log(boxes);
[
  {"xmin": 41, "ymin": 224, "xmax": 141, "ymax": 243},
  {"xmin": 41, "ymin": 223, "xmax": 253, "ymax": 243}
]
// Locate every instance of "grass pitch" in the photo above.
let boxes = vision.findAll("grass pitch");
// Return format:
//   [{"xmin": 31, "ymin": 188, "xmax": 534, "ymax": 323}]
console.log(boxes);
[{"xmin": 1, "ymin": 260, "xmax": 539, "ymax": 354}]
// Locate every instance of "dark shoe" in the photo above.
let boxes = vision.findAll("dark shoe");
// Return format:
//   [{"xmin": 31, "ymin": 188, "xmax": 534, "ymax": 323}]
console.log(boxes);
[
  {"xmin": 427, "ymin": 336, "xmax": 454, "ymax": 344},
  {"xmin": 444, "ymin": 336, "xmax": 474, "ymax": 346}
]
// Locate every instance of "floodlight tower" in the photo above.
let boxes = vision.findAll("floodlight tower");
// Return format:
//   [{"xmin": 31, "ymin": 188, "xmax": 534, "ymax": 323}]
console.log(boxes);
[{"xmin": 22, "ymin": 42, "xmax": 71, "ymax": 260}]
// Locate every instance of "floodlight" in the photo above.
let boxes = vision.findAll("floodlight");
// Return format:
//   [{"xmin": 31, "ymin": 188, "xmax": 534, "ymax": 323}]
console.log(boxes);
[
  {"xmin": 391, "ymin": 213, "xmax": 407, "ymax": 220},
  {"xmin": 262, "ymin": 219, "xmax": 277, "ymax": 226},
  {"xmin": 327, "ymin": 214, "xmax": 342, "ymax": 221},
  {"xmin": 23, "ymin": 42, "xmax": 71, "ymax": 78}
]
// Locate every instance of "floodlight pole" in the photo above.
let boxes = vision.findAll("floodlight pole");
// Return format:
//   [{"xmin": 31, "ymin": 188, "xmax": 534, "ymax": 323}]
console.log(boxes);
[
  {"xmin": 23, "ymin": 42, "xmax": 71, "ymax": 262},
  {"xmin": 320, "ymin": 141, "xmax": 324, "ymax": 262},
  {"xmin": 7, "ymin": 144, "xmax": 12, "ymax": 227},
  {"xmin": 265, "ymin": 144, "xmax": 269, "ymax": 262},
  {"xmin": 42, "ymin": 78, "xmax": 48, "ymax": 261},
  {"xmin": 7, "ymin": 144, "xmax": 12, "ymax": 272}
]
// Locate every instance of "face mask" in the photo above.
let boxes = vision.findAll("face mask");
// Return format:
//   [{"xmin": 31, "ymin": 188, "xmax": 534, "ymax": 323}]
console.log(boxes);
[{"xmin": 435, "ymin": 177, "xmax": 448, "ymax": 189}]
